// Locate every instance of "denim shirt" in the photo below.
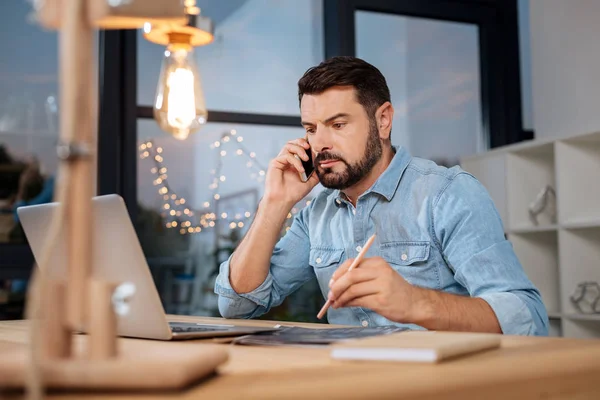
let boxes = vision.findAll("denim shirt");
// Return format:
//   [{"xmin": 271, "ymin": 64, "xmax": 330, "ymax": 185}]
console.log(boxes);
[{"xmin": 215, "ymin": 146, "xmax": 549, "ymax": 336}]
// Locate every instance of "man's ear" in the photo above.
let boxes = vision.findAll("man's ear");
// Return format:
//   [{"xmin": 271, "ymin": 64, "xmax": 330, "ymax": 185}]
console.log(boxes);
[{"xmin": 376, "ymin": 102, "xmax": 394, "ymax": 140}]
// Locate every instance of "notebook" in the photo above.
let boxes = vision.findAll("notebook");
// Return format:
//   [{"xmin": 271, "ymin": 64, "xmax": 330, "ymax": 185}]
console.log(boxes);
[{"xmin": 330, "ymin": 331, "xmax": 501, "ymax": 363}]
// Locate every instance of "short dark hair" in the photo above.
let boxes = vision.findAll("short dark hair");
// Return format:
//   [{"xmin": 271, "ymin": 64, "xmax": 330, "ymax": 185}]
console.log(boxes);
[{"xmin": 297, "ymin": 56, "xmax": 391, "ymax": 119}]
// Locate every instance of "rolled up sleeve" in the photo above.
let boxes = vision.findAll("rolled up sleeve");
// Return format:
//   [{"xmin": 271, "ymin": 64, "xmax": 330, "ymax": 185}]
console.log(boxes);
[
  {"xmin": 214, "ymin": 207, "xmax": 314, "ymax": 319},
  {"xmin": 433, "ymin": 172, "xmax": 549, "ymax": 336}
]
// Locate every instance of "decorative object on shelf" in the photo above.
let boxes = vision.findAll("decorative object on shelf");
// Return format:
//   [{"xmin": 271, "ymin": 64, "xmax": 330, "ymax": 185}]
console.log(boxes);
[
  {"xmin": 528, "ymin": 184, "xmax": 556, "ymax": 225},
  {"xmin": 143, "ymin": 0, "xmax": 214, "ymax": 140},
  {"xmin": 570, "ymin": 281, "xmax": 600, "ymax": 314}
]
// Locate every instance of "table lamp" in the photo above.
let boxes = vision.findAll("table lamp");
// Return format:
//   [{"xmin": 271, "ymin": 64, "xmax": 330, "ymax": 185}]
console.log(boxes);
[{"xmin": 0, "ymin": 0, "xmax": 228, "ymax": 395}]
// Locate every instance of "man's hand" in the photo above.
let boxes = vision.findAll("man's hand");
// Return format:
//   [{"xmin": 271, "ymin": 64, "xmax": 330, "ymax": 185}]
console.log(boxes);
[
  {"xmin": 327, "ymin": 256, "xmax": 503, "ymax": 334},
  {"xmin": 327, "ymin": 257, "xmax": 421, "ymax": 323},
  {"xmin": 263, "ymin": 138, "xmax": 319, "ymax": 207}
]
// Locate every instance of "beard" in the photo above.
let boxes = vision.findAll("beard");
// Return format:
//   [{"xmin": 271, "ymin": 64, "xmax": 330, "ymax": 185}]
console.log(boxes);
[{"xmin": 315, "ymin": 118, "xmax": 383, "ymax": 190}]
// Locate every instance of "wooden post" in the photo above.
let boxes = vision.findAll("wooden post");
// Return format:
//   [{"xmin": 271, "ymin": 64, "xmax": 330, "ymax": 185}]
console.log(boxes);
[
  {"xmin": 88, "ymin": 280, "xmax": 118, "ymax": 360},
  {"xmin": 60, "ymin": 0, "xmax": 96, "ymax": 332},
  {"xmin": 41, "ymin": 281, "xmax": 71, "ymax": 359}
]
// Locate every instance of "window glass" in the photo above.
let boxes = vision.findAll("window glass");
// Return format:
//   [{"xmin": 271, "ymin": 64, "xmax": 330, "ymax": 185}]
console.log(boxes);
[{"xmin": 137, "ymin": 0, "xmax": 324, "ymax": 115}]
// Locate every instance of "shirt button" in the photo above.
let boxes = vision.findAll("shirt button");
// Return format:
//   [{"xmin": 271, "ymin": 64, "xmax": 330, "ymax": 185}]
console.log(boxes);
[
  {"xmin": 356, "ymin": 246, "xmax": 362, "ymax": 252},
  {"xmin": 352, "ymin": 209, "xmax": 356, "ymax": 215},
  {"xmin": 401, "ymin": 253, "xmax": 408, "ymax": 261},
  {"xmin": 316, "ymin": 257, "xmax": 322, "ymax": 264},
  {"xmin": 335, "ymin": 199, "xmax": 341, "ymax": 205},
  {"xmin": 361, "ymin": 320, "xmax": 369, "ymax": 327}
]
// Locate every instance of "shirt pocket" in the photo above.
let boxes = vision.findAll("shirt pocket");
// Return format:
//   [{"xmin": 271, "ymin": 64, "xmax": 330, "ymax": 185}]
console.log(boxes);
[
  {"xmin": 379, "ymin": 241, "xmax": 440, "ymax": 289},
  {"xmin": 310, "ymin": 247, "xmax": 345, "ymax": 296}
]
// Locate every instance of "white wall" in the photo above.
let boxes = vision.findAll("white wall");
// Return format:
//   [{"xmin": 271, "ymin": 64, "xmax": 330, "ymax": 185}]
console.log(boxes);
[{"xmin": 530, "ymin": 0, "xmax": 600, "ymax": 140}]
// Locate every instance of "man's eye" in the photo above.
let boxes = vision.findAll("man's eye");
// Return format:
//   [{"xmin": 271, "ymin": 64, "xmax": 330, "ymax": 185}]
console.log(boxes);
[
  {"xmin": 333, "ymin": 123, "xmax": 346, "ymax": 129},
  {"xmin": 306, "ymin": 128, "xmax": 315, "ymax": 135}
]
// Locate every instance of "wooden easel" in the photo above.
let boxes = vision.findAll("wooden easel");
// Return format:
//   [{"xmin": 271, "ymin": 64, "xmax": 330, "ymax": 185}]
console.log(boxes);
[{"xmin": 0, "ymin": 0, "xmax": 227, "ymax": 394}]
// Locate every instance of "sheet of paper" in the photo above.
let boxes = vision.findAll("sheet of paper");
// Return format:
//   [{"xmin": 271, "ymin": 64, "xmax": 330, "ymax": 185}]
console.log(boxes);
[{"xmin": 232, "ymin": 326, "xmax": 410, "ymax": 347}]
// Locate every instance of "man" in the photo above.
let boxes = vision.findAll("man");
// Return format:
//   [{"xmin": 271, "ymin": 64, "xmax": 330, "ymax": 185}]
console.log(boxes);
[{"xmin": 215, "ymin": 56, "xmax": 548, "ymax": 336}]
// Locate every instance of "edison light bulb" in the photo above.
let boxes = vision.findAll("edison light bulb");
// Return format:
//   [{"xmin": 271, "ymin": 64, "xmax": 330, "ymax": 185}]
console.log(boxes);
[{"xmin": 154, "ymin": 43, "xmax": 207, "ymax": 140}]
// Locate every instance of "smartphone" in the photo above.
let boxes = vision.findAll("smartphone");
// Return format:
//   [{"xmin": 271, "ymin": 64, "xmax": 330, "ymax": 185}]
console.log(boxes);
[{"xmin": 296, "ymin": 147, "xmax": 315, "ymax": 182}]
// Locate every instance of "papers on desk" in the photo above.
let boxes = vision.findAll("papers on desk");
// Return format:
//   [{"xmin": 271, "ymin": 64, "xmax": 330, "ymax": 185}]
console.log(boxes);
[
  {"xmin": 330, "ymin": 331, "xmax": 501, "ymax": 363},
  {"xmin": 232, "ymin": 326, "xmax": 409, "ymax": 347}
]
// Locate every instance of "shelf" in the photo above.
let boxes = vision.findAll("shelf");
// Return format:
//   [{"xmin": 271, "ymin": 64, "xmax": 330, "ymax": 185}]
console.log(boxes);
[
  {"xmin": 562, "ymin": 313, "xmax": 600, "ymax": 322},
  {"xmin": 508, "ymin": 231, "xmax": 559, "ymax": 313},
  {"xmin": 509, "ymin": 224, "xmax": 558, "ymax": 234},
  {"xmin": 460, "ymin": 130, "xmax": 600, "ymax": 339},
  {"xmin": 556, "ymin": 140, "xmax": 600, "ymax": 223},
  {"xmin": 558, "ymin": 227, "xmax": 600, "ymax": 315},
  {"xmin": 506, "ymin": 145, "xmax": 557, "ymax": 231},
  {"xmin": 561, "ymin": 219, "xmax": 600, "ymax": 230}
]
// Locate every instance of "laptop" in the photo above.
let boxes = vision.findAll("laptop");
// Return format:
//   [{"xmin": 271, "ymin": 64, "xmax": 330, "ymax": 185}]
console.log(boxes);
[{"xmin": 17, "ymin": 194, "xmax": 276, "ymax": 340}]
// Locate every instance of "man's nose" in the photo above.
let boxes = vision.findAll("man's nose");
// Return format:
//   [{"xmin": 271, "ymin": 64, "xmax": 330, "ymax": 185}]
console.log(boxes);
[{"xmin": 309, "ymin": 126, "xmax": 333, "ymax": 154}]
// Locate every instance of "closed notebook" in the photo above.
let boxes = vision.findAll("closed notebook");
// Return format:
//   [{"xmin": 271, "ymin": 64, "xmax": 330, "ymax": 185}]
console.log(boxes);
[{"xmin": 330, "ymin": 331, "xmax": 501, "ymax": 363}]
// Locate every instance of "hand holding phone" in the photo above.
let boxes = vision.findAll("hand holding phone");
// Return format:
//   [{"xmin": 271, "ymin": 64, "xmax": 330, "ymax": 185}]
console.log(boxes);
[{"xmin": 295, "ymin": 146, "xmax": 315, "ymax": 182}]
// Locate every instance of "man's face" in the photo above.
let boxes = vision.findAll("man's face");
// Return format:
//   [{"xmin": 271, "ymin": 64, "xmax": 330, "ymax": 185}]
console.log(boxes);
[{"xmin": 300, "ymin": 86, "xmax": 382, "ymax": 190}]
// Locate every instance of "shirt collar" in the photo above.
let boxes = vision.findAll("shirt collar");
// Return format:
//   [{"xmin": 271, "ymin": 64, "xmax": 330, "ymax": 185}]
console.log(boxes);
[{"xmin": 334, "ymin": 145, "xmax": 411, "ymax": 205}]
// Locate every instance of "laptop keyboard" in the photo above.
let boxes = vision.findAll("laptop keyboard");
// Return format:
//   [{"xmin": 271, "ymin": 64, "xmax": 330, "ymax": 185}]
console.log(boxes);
[{"xmin": 169, "ymin": 322, "xmax": 229, "ymax": 333}]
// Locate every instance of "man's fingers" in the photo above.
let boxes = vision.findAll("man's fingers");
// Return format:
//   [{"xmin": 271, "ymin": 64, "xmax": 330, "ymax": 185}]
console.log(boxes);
[
  {"xmin": 281, "ymin": 142, "xmax": 310, "ymax": 161},
  {"xmin": 272, "ymin": 153, "xmax": 305, "ymax": 173},
  {"xmin": 339, "ymin": 294, "xmax": 380, "ymax": 310},
  {"xmin": 289, "ymin": 138, "xmax": 310, "ymax": 149},
  {"xmin": 331, "ymin": 281, "xmax": 379, "ymax": 309},
  {"xmin": 330, "ymin": 258, "xmax": 355, "ymax": 285},
  {"xmin": 328, "ymin": 268, "xmax": 376, "ymax": 302}
]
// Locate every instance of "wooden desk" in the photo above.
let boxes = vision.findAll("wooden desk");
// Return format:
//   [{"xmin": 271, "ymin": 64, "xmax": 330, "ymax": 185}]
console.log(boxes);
[{"xmin": 2, "ymin": 315, "xmax": 600, "ymax": 399}]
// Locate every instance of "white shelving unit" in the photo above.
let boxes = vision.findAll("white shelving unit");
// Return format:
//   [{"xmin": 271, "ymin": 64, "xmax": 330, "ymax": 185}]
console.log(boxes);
[{"xmin": 461, "ymin": 130, "xmax": 600, "ymax": 339}]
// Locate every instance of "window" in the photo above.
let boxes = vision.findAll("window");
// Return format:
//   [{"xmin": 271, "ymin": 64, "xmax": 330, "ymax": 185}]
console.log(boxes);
[
  {"xmin": 356, "ymin": 11, "xmax": 484, "ymax": 166},
  {"xmin": 137, "ymin": 0, "xmax": 324, "ymax": 115},
  {"xmin": 136, "ymin": 121, "xmax": 320, "ymax": 318},
  {"xmin": 0, "ymin": 2, "xmax": 61, "ymax": 245}
]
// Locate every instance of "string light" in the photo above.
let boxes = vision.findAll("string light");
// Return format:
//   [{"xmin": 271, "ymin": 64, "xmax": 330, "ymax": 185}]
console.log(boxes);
[{"xmin": 138, "ymin": 129, "xmax": 307, "ymax": 235}]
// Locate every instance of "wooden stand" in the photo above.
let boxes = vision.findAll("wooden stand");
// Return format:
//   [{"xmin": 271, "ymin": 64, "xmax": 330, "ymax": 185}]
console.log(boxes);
[{"xmin": 0, "ymin": 0, "xmax": 228, "ymax": 393}]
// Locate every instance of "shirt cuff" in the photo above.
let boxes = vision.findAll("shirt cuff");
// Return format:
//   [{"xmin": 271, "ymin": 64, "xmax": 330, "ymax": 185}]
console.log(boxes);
[
  {"xmin": 478, "ymin": 292, "xmax": 536, "ymax": 335},
  {"xmin": 214, "ymin": 255, "xmax": 274, "ymax": 310}
]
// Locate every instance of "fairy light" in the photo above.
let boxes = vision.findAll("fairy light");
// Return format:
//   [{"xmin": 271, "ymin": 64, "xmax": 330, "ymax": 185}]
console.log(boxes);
[{"xmin": 139, "ymin": 132, "xmax": 281, "ymax": 236}]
